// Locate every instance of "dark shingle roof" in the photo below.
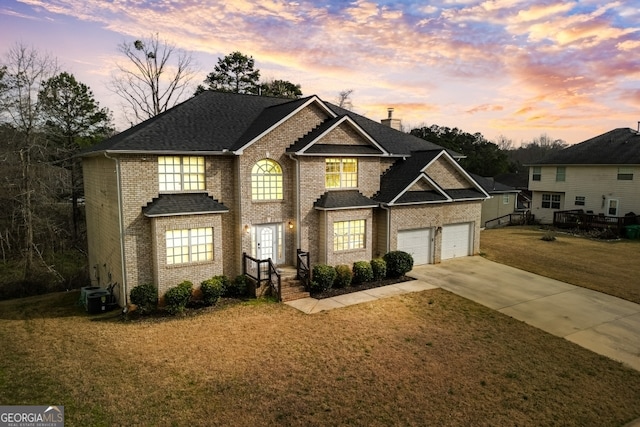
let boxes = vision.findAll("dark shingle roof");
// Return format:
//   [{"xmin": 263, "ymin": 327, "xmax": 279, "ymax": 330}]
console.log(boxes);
[
  {"xmin": 446, "ymin": 188, "xmax": 487, "ymax": 200},
  {"xmin": 534, "ymin": 128, "xmax": 640, "ymax": 165},
  {"xmin": 395, "ymin": 191, "xmax": 447, "ymax": 204},
  {"xmin": 80, "ymin": 91, "xmax": 450, "ymax": 158},
  {"xmin": 374, "ymin": 150, "xmax": 443, "ymax": 203},
  {"xmin": 469, "ymin": 174, "xmax": 517, "ymax": 194},
  {"xmin": 142, "ymin": 193, "xmax": 229, "ymax": 217},
  {"xmin": 314, "ymin": 190, "xmax": 378, "ymax": 210},
  {"xmin": 81, "ymin": 92, "xmax": 294, "ymax": 155}
]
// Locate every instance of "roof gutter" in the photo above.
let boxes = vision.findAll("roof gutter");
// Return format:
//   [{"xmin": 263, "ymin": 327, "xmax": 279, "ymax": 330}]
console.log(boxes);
[{"xmin": 104, "ymin": 152, "xmax": 128, "ymax": 307}]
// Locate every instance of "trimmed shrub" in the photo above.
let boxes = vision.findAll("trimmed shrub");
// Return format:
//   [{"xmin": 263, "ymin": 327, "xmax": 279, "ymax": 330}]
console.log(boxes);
[
  {"xmin": 129, "ymin": 283, "xmax": 158, "ymax": 314},
  {"xmin": 201, "ymin": 276, "xmax": 224, "ymax": 306},
  {"xmin": 352, "ymin": 261, "xmax": 373, "ymax": 284},
  {"xmin": 310, "ymin": 264, "xmax": 336, "ymax": 293},
  {"xmin": 334, "ymin": 264, "xmax": 352, "ymax": 288},
  {"xmin": 209, "ymin": 275, "xmax": 231, "ymax": 297},
  {"xmin": 383, "ymin": 251, "xmax": 414, "ymax": 278},
  {"xmin": 370, "ymin": 258, "xmax": 386, "ymax": 281},
  {"xmin": 225, "ymin": 275, "xmax": 248, "ymax": 298},
  {"xmin": 164, "ymin": 281, "xmax": 193, "ymax": 315}
]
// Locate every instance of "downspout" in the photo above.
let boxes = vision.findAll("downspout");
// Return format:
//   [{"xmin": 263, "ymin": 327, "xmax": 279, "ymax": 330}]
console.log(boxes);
[
  {"xmin": 380, "ymin": 203, "xmax": 391, "ymax": 254},
  {"xmin": 287, "ymin": 154, "xmax": 301, "ymax": 249},
  {"xmin": 104, "ymin": 152, "xmax": 128, "ymax": 306}
]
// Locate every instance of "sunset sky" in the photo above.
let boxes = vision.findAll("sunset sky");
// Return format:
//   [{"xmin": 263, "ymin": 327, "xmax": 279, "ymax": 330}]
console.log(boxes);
[{"xmin": 1, "ymin": 0, "xmax": 639, "ymax": 145}]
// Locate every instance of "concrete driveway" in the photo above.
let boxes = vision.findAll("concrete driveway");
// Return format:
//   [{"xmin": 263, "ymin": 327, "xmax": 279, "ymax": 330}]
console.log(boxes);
[{"xmin": 410, "ymin": 256, "xmax": 640, "ymax": 372}]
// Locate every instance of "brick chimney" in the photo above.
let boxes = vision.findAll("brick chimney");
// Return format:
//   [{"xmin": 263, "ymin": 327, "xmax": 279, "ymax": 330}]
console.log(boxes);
[{"xmin": 381, "ymin": 107, "xmax": 402, "ymax": 131}]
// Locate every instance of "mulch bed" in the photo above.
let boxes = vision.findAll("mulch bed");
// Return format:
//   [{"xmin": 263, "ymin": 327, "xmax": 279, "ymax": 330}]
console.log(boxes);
[{"xmin": 310, "ymin": 276, "xmax": 414, "ymax": 299}]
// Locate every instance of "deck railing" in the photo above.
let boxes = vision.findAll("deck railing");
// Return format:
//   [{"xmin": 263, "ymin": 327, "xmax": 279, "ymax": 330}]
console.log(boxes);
[
  {"xmin": 485, "ymin": 211, "xmax": 534, "ymax": 229},
  {"xmin": 553, "ymin": 210, "xmax": 639, "ymax": 236},
  {"xmin": 242, "ymin": 252, "xmax": 281, "ymax": 301}
]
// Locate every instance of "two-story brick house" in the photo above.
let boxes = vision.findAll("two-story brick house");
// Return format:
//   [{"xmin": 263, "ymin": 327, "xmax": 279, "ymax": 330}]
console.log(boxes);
[
  {"xmin": 528, "ymin": 128, "xmax": 640, "ymax": 224},
  {"xmin": 80, "ymin": 91, "xmax": 488, "ymax": 306}
]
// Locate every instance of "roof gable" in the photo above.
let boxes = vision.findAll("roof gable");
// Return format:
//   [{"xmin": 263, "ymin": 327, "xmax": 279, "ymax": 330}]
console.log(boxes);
[
  {"xmin": 374, "ymin": 150, "xmax": 489, "ymax": 205},
  {"xmin": 287, "ymin": 115, "xmax": 388, "ymax": 156},
  {"xmin": 232, "ymin": 96, "xmax": 337, "ymax": 154}
]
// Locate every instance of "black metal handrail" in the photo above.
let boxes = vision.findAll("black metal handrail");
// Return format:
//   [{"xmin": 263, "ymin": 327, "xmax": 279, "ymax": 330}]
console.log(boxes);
[
  {"xmin": 243, "ymin": 252, "xmax": 281, "ymax": 301},
  {"xmin": 296, "ymin": 249, "xmax": 310, "ymax": 291}
]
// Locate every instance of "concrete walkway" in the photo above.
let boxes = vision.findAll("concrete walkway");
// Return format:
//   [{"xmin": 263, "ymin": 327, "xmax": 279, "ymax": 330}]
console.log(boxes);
[{"xmin": 286, "ymin": 256, "xmax": 640, "ymax": 372}]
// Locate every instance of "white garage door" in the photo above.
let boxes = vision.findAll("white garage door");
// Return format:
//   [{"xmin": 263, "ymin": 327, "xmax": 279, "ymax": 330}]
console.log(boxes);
[
  {"xmin": 442, "ymin": 223, "xmax": 473, "ymax": 260},
  {"xmin": 397, "ymin": 228, "xmax": 432, "ymax": 265}
]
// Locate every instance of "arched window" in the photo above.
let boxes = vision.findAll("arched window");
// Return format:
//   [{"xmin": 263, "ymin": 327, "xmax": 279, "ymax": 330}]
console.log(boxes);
[{"xmin": 251, "ymin": 159, "xmax": 283, "ymax": 200}]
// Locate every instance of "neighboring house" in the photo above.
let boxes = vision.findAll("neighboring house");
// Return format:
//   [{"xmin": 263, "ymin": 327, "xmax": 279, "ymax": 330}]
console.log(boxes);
[
  {"xmin": 470, "ymin": 174, "xmax": 520, "ymax": 227},
  {"xmin": 528, "ymin": 128, "xmax": 640, "ymax": 224},
  {"xmin": 79, "ymin": 91, "xmax": 488, "ymax": 305}
]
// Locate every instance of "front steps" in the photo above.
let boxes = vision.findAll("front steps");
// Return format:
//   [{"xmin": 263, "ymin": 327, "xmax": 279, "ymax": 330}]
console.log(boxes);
[{"xmin": 277, "ymin": 266, "xmax": 310, "ymax": 302}]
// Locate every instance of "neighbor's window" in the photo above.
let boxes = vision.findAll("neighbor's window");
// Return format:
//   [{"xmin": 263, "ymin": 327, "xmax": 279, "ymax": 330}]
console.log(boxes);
[
  {"xmin": 617, "ymin": 167, "xmax": 634, "ymax": 181},
  {"xmin": 326, "ymin": 158, "xmax": 357, "ymax": 189},
  {"xmin": 502, "ymin": 194, "xmax": 510, "ymax": 205},
  {"xmin": 333, "ymin": 220, "xmax": 365, "ymax": 251},
  {"xmin": 575, "ymin": 196, "xmax": 586, "ymax": 206},
  {"xmin": 532, "ymin": 166, "xmax": 541, "ymax": 181},
  {"xmin": 251, "ymin": 159, "xmax": 283, "ymax": 200},
  {"xmin": 166, "ymin": 228, "xmax": 213, "ymax": 265},
  {"xmin": 556, "ymin": 167, "xmax": 566, "ymax": 182},
  {"xmin": 159, "ymin": 156, "xmax": 205, "ymax": 192},
  {"xmin": 542, "ymin": 193, "xmax": 561, "ymax": 209}
]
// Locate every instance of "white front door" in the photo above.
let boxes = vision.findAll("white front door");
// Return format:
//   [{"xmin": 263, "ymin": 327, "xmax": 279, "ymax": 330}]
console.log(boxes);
[
  {"xmin": 606, "ymin": 199, "xmax": 619, "ymax": 216},
  {"xmin": 254, "ymin": 224, "xmax": 283, "ymax": 264}
]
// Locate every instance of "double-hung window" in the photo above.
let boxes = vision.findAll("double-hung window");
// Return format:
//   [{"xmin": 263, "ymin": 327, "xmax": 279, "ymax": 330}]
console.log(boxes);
[
  {"xmin": 617, "ymin": 167, "xmax": 633, "ymax": 181},
  {"xmin": 159, "ymin": 156, "xmax": 205, "ymax": 192},
  {"xmin": 556, "ymin": 167, "xmax": 566, "ymax": 182},
  {"xmin": 541, "ymin": 193, "xmax": 561, "ymax": 209},
  {"xmin": 326, "ymin": 158, "xmax": 357, "ymax": 189},
  {"xmin": 166, "ymin": 228, "xmax": 213, "ymax": 265},
  {"xmin": 333, "ymin": 220, "xmax": 365, "ymax": 251},
  {"xmin": 575, "ymin": 196, "xmax": 586, "ymax": 206},
  {"xmin": 532, "ymin": 166, "xmax": 541, "ymax": 181}
]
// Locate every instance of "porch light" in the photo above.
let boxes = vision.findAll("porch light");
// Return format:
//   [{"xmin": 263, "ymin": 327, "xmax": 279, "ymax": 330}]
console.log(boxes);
[
  {"xmin": 288, "ymin": 221, "xmax": 293, "ymax": 229},
  {"xmin": 244, "ymin": 224, "xmax": 250, "ymax": 234}
]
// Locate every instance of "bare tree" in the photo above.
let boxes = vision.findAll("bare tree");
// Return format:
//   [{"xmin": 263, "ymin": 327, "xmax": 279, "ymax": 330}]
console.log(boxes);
[
  {"xmin": 0, "ymin": 43, "xmax": 58, "ymax": 278},
  {"xmin": 110, "ymin": 33, "xmax": 197, "ymax": 124},
  {"xmin": 494, "ymin": 134, "xmax": 514, "ymax": 151},
  {"xmin": 337, "ymin": 89, "xmax": 354, "ymax": 110}
]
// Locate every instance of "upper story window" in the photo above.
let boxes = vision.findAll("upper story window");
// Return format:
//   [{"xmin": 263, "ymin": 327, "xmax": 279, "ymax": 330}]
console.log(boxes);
[
  {"xmin": 326, "ymin": 158, "xmax": 357, "ymax": 189},
  {"xmin": 502, "ymin": 194, "xmax": 510, "ymax": 205},
  {"xmin": 617, "ymin": 167, "xmax": 633, "ymax": 181},
  {"xmin": 556, "ymin": 167, "xmax": 566, "ymax": 182},
  {"xmin": 251, "ymin": 159, "xmax": 283, "ymax": 200},
  {"xmin": 166, "ymin": 227, "xmax": 213, "ymax": 265},
  {"xmin": 158, "ymin": 156, "xmax": 205, "ymax": 192},
  {"xmin": 333, "ymin": 219, "xmax": 365, "ymax": 251},
  {"xmin": 532, "ymin": 166, "xmax": 541, "ymax": 181}
]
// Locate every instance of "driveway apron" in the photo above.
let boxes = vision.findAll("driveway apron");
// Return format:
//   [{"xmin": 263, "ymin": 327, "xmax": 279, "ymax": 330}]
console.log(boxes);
[{"xmin": 410, "ymin": 256, "xmax": 640, "ymax": 372}]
